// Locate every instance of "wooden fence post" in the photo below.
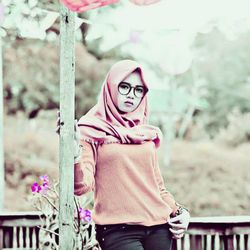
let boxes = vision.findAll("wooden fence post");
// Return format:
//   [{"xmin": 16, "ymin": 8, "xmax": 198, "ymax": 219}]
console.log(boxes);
[
  {"xmin": 0, "ymin": 34, "xmax": 4, "ymax": 211},
  {"xmin": 59, "ymin": 5, "xmax": 76, "ymax": 249}
]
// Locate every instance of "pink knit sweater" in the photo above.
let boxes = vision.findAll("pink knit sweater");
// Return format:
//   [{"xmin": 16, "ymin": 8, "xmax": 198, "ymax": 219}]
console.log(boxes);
[{"xmin": 74, "ymin": 140, "xmax": 179, "ymax": 226}]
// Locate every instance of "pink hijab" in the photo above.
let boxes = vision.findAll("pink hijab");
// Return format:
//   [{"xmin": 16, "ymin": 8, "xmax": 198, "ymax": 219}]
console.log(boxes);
[{"xmin": 77, "ymin": 59, "xmax": 162, "ymax": 147}]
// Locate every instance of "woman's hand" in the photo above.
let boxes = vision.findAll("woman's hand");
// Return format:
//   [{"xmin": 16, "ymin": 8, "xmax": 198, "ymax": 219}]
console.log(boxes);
[
  {"xmin": 55, "ymin": 110, "xmax": 61, "ymax": 135},
  {"xmin": 168, "ymin": 209, "xmax": 190, "ymax": 240},
  {"xmin": 55, "ymin": 110, "xmax": 81, "ymax": 161}
]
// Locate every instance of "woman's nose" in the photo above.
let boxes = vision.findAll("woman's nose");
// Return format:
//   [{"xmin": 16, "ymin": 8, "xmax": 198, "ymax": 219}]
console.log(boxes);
[{"xmin": 127, "ymin": 89, "xmax": 135, "ymax": 98}]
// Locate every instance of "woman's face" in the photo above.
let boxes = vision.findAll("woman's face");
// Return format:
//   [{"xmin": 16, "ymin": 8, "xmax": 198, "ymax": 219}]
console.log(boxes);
[{"xmin": 116, "ymin": 71, "xmax": 147, "ymax": 113}]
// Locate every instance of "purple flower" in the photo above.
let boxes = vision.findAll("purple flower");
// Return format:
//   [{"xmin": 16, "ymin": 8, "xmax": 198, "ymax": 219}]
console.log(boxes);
[
  {"xmin": 31, "ymin": 182, "xmax": 42, "ymax": 193},
  {"xmin": 78, "ymin": 208, "xmax": 92, "ymax": 222},
  {"xmin": 83, "ymin": 215, "xmax": 91, "ymax": 222}
]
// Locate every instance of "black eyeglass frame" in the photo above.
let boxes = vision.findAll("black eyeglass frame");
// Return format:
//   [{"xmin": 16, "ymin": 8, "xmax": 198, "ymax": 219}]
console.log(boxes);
[{"xmin": 118, "ymin": 82, "xmax": 148, "ymax": 98}]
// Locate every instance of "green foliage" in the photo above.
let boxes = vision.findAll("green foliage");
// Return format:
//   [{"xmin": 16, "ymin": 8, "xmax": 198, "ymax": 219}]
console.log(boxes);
[
  {"xmin": 165, "ymin": 28, "xmax": 250, "ymax": 137},
  {"xmin": 194, "ymin": 29, "xmax": 250, "ymax": 136},
  {"xmin": 3, "ymin": 38, "xmax": 115, "ymax": 118}
]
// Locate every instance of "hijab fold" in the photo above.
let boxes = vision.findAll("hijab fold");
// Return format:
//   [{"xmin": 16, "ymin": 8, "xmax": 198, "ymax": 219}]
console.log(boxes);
[{"xmin": 78, "ymin": 60, "xmax": 162, "ymax": 148}]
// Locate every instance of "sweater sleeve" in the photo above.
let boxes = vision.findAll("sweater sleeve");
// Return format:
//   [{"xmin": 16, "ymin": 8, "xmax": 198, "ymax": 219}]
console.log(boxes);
[
  {"xmin": 154, "ymin": 150, "xmax": 179, "ymax": 215},
  {"xmin": 74, "ymin": 140, "xmax": 97, "ymax": 196}
]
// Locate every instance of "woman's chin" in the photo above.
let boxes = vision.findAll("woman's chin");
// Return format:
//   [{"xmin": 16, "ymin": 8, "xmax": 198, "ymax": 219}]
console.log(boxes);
[{"xmin": 118, "ymin": 107, "xmax": 135, "ymax": 114}]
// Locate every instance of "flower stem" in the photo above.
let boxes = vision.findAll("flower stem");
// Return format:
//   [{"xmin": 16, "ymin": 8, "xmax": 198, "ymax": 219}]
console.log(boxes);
[
  {"xmin": 42, "ymin": 194, "xmax": 58, "ymax": 211},
  {"xmin": 37, "ymin": 226, "xmax": 59, "ymax": 236}
]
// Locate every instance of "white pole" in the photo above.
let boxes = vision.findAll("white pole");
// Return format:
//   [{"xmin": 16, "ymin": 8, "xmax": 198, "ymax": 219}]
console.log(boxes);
[
  {"xmin": 59, "ymin": 5, "xmax": 76, "ymax": 249},
  {"xmin": 0, "ymin": 35, "xmax": 4, "ymax": 211}
]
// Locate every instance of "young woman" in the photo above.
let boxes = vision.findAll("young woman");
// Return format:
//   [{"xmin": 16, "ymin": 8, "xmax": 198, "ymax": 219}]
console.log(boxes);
[{"xmin": 57, "ymin": 60, "xmax": 190, "ymax": 250}]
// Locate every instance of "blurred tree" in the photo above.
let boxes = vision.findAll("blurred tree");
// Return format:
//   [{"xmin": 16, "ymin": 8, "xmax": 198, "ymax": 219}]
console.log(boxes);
[
  {"xmin": 1, "ymin": 0, "xmax": 121, "ymax": 118},
  {"xmin": 195, "ymin": 29, "xmax": 250, "ymax": 136},
  {"xmin": 3, "ymin": 38, "xmax": 115, "ymax": 118},
  {"xmin": 171, "ymin": 28, "xmax": 250, "ymax": 137}
]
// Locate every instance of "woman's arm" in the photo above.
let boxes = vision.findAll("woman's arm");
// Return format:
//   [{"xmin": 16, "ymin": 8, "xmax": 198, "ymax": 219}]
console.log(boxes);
[
  {"xmin": 74, "ymin": 140, "xmax": 97, "ymax": 196},
  {"xmin": 153, "ymin": 150, "xmax": 179, "ymax": 215}
]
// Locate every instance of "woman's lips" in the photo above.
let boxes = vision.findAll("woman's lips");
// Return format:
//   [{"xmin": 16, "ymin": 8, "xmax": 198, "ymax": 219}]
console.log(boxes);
[{"xmin": 125, "ymin": 101, "xmax": 134, "ymax": 106}]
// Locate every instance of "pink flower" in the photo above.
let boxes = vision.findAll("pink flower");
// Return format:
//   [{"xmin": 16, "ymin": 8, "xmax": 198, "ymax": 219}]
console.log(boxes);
[
  {"xmin": 31, "ymin": 182, "xmax": 42, "ymax": 193},
  {"xmin": 40, "ymin": 175, "xmax": 49, "ymax": 184},
  {"xmin": 40, "ymin": 182, "xmax": 49, "ymax": 194},
  {"xmin": 31, "ymin": 175, "xmax": 50, "ymax": 194}
]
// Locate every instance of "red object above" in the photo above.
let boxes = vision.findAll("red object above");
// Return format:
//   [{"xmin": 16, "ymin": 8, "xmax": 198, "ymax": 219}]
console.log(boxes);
[{"xmin": 60, "ymin": 0, "xmax": 119, "ymax": 13}]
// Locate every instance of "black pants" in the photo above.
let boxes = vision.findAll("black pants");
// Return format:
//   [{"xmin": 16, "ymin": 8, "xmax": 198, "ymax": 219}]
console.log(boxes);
[{"xmin": 95, "ymin": 222, "xmax": 172, "ymax": 250}]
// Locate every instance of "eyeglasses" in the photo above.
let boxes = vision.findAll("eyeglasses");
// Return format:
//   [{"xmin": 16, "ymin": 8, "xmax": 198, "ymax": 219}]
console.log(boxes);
[{"xmin": 118, "ymin": 82, "xmax": 148, "ymax": 98}]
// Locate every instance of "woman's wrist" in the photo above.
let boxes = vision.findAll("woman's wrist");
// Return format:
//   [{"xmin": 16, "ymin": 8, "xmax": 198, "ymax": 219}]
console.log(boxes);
[{"xmin": 171, "ymin": 202, "xmax": 190, "ymax": 217}]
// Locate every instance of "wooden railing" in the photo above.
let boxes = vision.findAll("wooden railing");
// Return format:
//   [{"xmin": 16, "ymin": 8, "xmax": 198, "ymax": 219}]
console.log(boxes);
[
  {"xmin": 0, "ymin": 211, "xmax": 42, "ymax": 249},
  {"xmin": 172, "ymin": 216, "xmax": 250, "ymax": 250},
  {"xmin": 0, "ymin": 212, "xmax": 250, "ymax": 250}
]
